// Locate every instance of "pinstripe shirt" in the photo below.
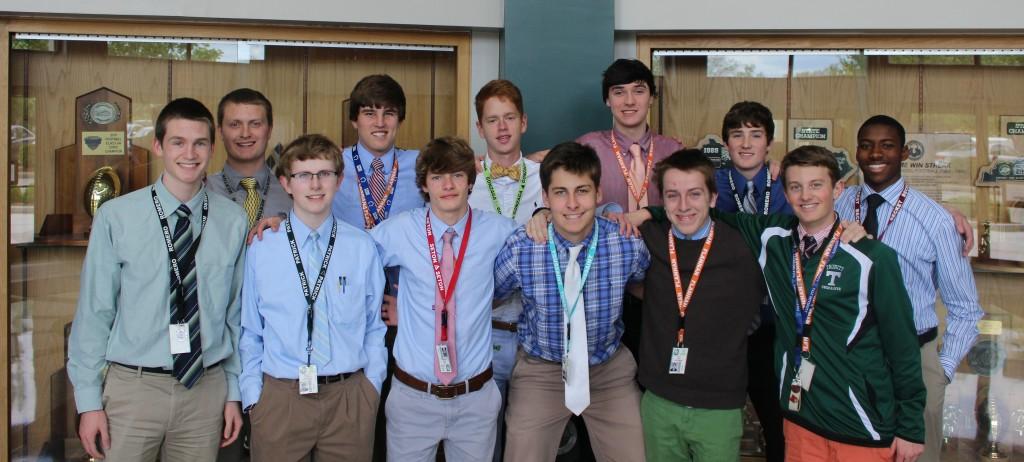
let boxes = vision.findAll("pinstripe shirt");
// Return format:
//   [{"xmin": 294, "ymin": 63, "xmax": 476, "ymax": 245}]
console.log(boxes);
[
  {"xmin": 493, "ymin": 217, "xmax": 650, "ymax": 365},
  {"xmin": 836, "ymin": 177, "xmax": 983, "ymax": 379}
]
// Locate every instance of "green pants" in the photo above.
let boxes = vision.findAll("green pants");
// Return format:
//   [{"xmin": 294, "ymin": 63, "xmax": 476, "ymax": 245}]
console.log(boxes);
[{"xmin": 640, "ymin": 390, "xmax": 742, "ymax": 462}]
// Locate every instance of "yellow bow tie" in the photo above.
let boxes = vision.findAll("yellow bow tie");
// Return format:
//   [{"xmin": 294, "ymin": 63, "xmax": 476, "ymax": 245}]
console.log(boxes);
[{"xmin": 490, "ymin": 163, "xmax": 521, "ymax": 181}]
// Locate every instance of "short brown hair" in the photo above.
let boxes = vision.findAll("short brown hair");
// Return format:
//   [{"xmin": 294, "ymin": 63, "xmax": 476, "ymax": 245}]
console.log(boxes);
[
  {"xmin": 415, "ymin": 136, "xmax": 477, "ymax": 202},
  {"xmin": 217, "ymin": 88, "xmax": 273, "ymax": 127},
  {"xmin": 654, "ymin": 149, "xmax": 716, "ymax": 195},
  {"xmin": 474, "ymin": 79, "xmax": 524, "ymax": 120},
  {"xmin": 275, "ymin": 134, "xmax": 343, "ymax": 179},
  {"xmin": 721, "ymin": 101, "xmax": 774, "ymax": 143},
  {"xmin": 348, "ymin": 74, "xmax": 406, "ymax": 122},
  {"xmin": 781, "ymin": 145, "xmax": 840, "ymax": 186},
  {"xmin": 155, "ymin": 97, "xmax": 215, "ymax": 145},
  {"xmin": 540, "ymin": 142, "xmax": 601, "ymax": 191}
]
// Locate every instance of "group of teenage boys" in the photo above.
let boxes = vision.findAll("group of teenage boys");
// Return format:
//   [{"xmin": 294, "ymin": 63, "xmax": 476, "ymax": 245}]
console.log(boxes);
[{"xmin": 66, "ymin": 57, "xmax": 982, "ymax": 462}]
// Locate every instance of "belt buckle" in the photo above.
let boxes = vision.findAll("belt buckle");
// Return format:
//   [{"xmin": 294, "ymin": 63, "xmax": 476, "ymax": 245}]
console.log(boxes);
[{"xmin": 430, "ymin": 383, "xmax": 462, "ymax": 400}]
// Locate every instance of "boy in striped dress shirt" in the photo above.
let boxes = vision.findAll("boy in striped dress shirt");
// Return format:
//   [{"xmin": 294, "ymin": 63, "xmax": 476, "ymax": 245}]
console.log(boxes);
[{"xmin": 835, "ymin": 115, "xmax": 983, "ymax": 461}]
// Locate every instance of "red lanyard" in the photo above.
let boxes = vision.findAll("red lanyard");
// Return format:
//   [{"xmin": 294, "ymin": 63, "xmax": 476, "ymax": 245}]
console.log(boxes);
[
  {"xmin": 425, "ymin": 209, "xmax": 473, "ymax": 341},
  {"xmin": 853, "ymin": 185, "xmax": 908, "ymax": 242},
  {"xmin": 668, "ymin": 222, "xmax": 714, "ymax": 347},
  {"xmin": 792, "ymin": 225, "xmax": 843, "ymax": 357},
  {"xmin": 609, "ymin": 132, "xmax": 655, "ymax": 205}
]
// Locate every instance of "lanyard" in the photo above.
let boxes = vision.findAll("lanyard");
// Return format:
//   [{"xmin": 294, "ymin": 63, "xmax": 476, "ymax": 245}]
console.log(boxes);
[
  {"xmin": 790, "ymin": 224, "xmax": 843, "ymax": 372},
  {"xmin": 425, "ymin": 209, "xmax": 473, "ymax": 342},
  {"xmin": 482, "ymin": 157, "xmax": 528, "ymax": 218},
  {"xmin": 854, "ymin": 185, "xmax": 909, "ymax": 242},
  {"xmin": 351, "ymin": 145, "xmax": 399, "ymax": 229},
  {"xmin": 609, "ymin": 131, "xmax": 655, "ymax": 205},
  {"xmin": 152, "ymin": 187, "xmax": 209, "ymax": 321},
  {"xmin": 727, "ymin": 164, "xmax": 772, "ymax": 215},
  {"xmin": 220, "ymin": 172, "xmax": 269, "ymax": 221},
  {"xmin": 285, "ymin": 218, "xmax": 338, "ymax": 366},
  {"xmin": 547, "ymin": 222, "xmax": 599, "ymax": 353},
  {"xmin": 668, "ymin": 222, "xmax": 715, "ymax": 347}
]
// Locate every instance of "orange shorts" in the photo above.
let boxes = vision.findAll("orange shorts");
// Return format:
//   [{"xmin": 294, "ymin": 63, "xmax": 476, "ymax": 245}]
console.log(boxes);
[{"xmin": 784, "ymin": 419, "xmax": 893, "ymax": 462}]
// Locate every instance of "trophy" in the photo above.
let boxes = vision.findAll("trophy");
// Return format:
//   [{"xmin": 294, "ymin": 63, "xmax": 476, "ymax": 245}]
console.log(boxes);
[
  {"xmin": 83, "ymin": 166, "xmax": 121, "ymax": 218},
  {"xmin": 979, "ymin": 395, "xmax": 1009, "ymax": 460}
]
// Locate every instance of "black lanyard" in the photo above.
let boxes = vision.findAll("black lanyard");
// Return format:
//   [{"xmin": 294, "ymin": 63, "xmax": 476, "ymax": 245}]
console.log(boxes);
[
  {"xmin": 285, "ymin": 218, "xmax": 338, "ymax": 365},
  {"xmin": 151, "ymin": 187, "xmax": 209, "ymax": 321},
  {"xmin": 727, "ymin": 164, "xmax": 772, "ymax": 215}
]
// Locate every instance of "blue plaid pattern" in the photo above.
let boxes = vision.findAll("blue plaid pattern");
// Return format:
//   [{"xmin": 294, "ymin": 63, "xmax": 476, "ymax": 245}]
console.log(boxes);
[{"xmin": 494, "ymin": 217, "xmax": 650, "ymax": 365}]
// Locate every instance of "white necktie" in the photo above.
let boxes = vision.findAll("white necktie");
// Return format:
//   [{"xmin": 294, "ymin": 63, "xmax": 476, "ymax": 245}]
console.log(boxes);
[{"xmin": 564, "ymin": 244, "xmax": 590, "ymax": 415}]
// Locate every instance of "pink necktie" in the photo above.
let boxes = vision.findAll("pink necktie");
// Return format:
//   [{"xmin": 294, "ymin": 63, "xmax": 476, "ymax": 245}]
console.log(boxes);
[
  {"xmin": 434, "ymin": 228, "xmax": 458, "ymax": 384},
  {"xmin": 628, "ymin": 143, "xmax": 648, "ymax": 211}
]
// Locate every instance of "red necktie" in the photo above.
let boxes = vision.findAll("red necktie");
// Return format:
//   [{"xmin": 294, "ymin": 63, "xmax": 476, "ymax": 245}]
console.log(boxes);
[{"xmin": 434, "ymin": 228, "xmax": 458, "ymax": 384}]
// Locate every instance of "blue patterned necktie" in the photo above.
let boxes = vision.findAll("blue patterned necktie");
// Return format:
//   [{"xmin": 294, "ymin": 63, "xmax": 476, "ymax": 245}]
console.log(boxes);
[{"xmin": 307, "ymin": 231, "xmax": 332, "ymax": 366}]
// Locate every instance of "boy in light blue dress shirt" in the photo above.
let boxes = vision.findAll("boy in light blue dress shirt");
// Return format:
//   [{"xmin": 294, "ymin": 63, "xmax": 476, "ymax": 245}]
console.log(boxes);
[{"xmin": 239, "ymin": 134, "xmax": 386, "ymax": 461}]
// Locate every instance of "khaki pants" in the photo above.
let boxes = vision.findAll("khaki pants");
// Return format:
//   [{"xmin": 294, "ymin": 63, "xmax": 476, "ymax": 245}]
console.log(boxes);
[
  {"xmin": 920, "ymin": 336, "xmax": 946, "ymax": 462},
  {"xmin": 102, "ymin": 363, "xmax": 227, "ymax": 462},
  {"xmin": 250, "ymin": 372, "xmax": 379, "ymax": 462},
  {"xmin": 504, "ymin": 347, "xmax": 645, "ymax": 462}
]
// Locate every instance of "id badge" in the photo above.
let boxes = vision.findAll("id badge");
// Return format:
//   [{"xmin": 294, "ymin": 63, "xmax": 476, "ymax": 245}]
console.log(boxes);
[
  {"xmin": 436, "ymin": 344, "xmax": 453, "ymax": 374},
  {"xmin": 561, "ymin": 353, "xmax": 571, "ymax": 384},
  {"xmin": 298, "ymin": 364, "xmax": 318, "ymax": 395},
  {"xmin": 787, "ymin": 379, "xmax": 802, "ymax": 412},
  {"xmin": 168, "ymin": 323, "xmax": 191, "ymax": 354},
  {"xmin": 668, "ymin": 347, "xmax": 688, "ymax": 375},
  {"xmin": 798, "ymin": 359, "xmax": 816, "ymax": 391}
]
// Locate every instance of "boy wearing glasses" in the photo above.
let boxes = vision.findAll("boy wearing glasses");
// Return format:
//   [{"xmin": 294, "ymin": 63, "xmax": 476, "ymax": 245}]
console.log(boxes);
[{"xmin": 239, "ymin": 134, "xmax": 387, "ymax": 461}]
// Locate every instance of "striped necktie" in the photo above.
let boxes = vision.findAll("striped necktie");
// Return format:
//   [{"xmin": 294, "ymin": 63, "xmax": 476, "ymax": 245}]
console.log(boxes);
[
  {"xmin": 307, "ymin": 231, "xmax": 332, "ymax": 366},
  {"xmin": 370, "ymin": 158, "xmax": 388, "ymax": 207},
  {"xmin": 743, "ymin": 180, "xmax": 758, "ymax": 214},
  {"xmin": 170, "ymin": 204, "xmax": 204, "ymax": 388},
  {"xmin": 239, "ymin": 177, "xmax": 262, "ymax": 228}
]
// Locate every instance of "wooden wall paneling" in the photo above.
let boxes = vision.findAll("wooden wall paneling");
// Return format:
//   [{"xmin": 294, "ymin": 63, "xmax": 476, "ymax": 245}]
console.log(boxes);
[
  {"xmin": 170, "ymin": 45, "xmax": 305, "ymax": 175},
  {"xmin": 864, "ymin": 56, "xmax": 919, "ymax": 133},
  {"xmin": 432, "ymin": 51, "xmax": 458, "ymax": 142},
  {"xmin": 660, "ymin": 56, "xmax": 787, "ymax": 155},
  {"xmin": 980, "ymin": 64, "xmax": 1024, "ymax": 224},
  {"xmin": 25, "ymin": 40, "xmax": 168, "ymax": 229},
  {"xmin": 789, "ymin": 71, "xmax": 867, "ymax": 155}
]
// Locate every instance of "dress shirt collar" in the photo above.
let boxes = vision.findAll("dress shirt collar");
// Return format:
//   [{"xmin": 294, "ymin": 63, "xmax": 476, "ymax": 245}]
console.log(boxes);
[
  {"xmin": 355, "ymin": 142, "xmax": 396, "ymax": 174},
  {"xmin": 551, "ymin": 219, "xmax": 600, "ymax": 251},
  {"xmin": 671, "ymin": 217, "xmax": 712, "ymax": 240},
  {"xmin": 288, "ymin": 211, "xmax": 335, "ymax": 249},
  {"xmin": 729, "ymin": 163, "xmax": 770, "ymax": 195},
  {"xmin": 222, "ymin": 162, "xmax": 272, "ymax": 190},
  {"xmin": 796, "ymin": 214, "xmax": 839, "ymax": 248},
  {"xmin": 427, "ymin": 207, "xmax": 471, "ymax": 245},
  {"xmin": 611, "ymin": 126, "xmax": 653, "ymax": 152},
  {"xmin": 155, "ymin": 174, "xmax": 207, "ymax": 218},
  {"xmin": 862, "ymin": 176, "xmax": 906, "ymax": 205},
  {"xmin": 483, "ymin": 151, "xmax": 524, "ymax": 170}
]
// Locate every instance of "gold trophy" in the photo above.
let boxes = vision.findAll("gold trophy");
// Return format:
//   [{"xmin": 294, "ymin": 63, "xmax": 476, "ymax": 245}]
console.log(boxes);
[{"xmin": 83, "ymin": 166, "xmax": 121, "ymax": 218}]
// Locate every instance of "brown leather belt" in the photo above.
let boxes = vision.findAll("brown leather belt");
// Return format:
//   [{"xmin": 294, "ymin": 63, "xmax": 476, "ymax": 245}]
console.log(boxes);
[
  {"xmin": 394, "ymin": 366, "xmax": 493, "ymax": 399},
  {"xmin": 491, "ymin": 320, "xmax": 518, "ymax": 333}
]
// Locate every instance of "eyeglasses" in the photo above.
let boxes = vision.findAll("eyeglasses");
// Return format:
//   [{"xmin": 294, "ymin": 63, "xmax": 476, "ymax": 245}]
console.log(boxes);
[{"xmin": 289, "ymin": 170, "xmax": 339, "ymax": 183}]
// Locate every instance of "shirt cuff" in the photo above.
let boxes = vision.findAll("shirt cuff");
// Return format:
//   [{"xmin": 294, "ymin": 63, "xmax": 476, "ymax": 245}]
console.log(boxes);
[
  {"xmin": 225, "ymin": 373, "xmax": 241, "ymax": 402},
  {"xmin": 241, "ymin": 384, "xmax": 262, "ymax": 410},
  {"xmin": 939, "ymin": 354, "xmax": 957, "ymax": 382},
  {"xmin": 74, "ymin": 386, "xmax": 103, "ymax": 414}
]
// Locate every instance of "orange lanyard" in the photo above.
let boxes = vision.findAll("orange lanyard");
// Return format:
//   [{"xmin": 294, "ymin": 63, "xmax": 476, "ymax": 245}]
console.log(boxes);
[
  {"xmin": 668, "ymin": 222, "xmax": 714, "ymax": 347},
  {"xmin": 609, "ymin": 132, "xmax": 655, "ymax": 205}
]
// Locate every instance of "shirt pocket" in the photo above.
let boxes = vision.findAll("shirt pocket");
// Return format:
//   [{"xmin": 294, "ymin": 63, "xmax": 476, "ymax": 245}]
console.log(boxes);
[{"xmin": 330, "ymin": 279, "xmax": 365, "ymax": 326}]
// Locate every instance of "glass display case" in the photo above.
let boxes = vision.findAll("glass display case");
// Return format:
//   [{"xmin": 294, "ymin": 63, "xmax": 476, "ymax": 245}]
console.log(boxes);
[{"xmin": 4, "ymin": 19, "xmax": 468, "ymax": 461}]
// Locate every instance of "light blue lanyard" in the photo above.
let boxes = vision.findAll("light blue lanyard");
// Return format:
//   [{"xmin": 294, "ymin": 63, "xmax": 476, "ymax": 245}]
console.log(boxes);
[{"xmin": 547, "ymin": 222, "xmax": 599, "ymax": 352}]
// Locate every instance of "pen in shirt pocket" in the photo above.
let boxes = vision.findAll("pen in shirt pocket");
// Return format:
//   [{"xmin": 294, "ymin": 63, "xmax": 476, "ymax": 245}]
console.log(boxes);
[{"xmin": 339, "ymin": 276, "xmax": 347, "ymax": 293}]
